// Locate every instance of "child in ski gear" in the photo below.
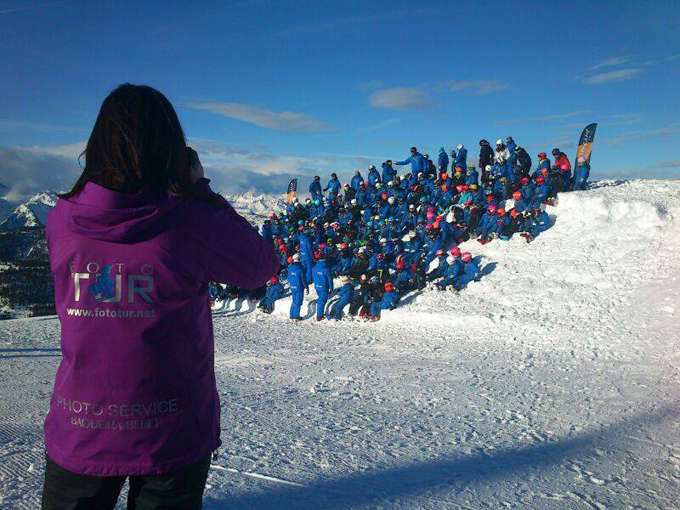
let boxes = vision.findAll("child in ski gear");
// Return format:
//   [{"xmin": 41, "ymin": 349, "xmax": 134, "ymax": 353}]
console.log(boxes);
[
  {"xmin": 258, "ymin": 276, "xmax": 284, "ymax": 313},
  {"xmin": 327, "ymin": 276, "xmax": 355, "ymax": 320},
  {"xmin": 369, "ymin": 281, "xmax": 400, "ymax": 320},
  {"xmin": 454, "ymin": 252, "xmax": 480, "ymax": 289}
]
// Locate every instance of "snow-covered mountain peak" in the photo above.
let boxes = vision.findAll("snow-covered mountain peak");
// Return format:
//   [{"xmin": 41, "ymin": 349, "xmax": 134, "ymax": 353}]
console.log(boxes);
[{"xmin": 0, "ymin": 190, "xmax": 58, "ymax": 229}]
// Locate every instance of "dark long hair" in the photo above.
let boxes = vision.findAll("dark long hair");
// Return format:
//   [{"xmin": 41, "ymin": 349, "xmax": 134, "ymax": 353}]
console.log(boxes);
[{"xmin": 61, "ymin": 84, "xmax": 196, "ymax": 199}]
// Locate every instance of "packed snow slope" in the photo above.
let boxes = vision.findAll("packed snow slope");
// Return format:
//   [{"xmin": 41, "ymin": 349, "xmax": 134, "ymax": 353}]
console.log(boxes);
[{"xmin": 0, "ymin": 179, "xmax": 679, "ymax": 509}]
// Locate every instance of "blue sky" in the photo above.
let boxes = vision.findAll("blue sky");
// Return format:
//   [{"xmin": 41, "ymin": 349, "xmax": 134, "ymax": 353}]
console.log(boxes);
[{"xmin": 0, "ymin": 0, "xmax": 679, "ymax": 198}]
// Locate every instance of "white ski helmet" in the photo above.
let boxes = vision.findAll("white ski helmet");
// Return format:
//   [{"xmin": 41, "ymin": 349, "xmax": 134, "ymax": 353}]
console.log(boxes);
[
  {"xmin": 342, "ymin": 275, "xmax": 350, "ymax": 283},
  {"xmin": 380, "ymin": 237, "xmax": 388, "ymax": 244},
  {"xmin": 496, "ymin": 139, "xmax": 503, "ymax": 146},
  {"xmin": 351, "ymin": 199, "xmax": 357, "ymax": 205},
  {"xmin": 388, "ymin": 196, "xmax": 395, "ymax": 204},
  {"xmin": 409, "ymin": 230, "xmax": 416, "ymax": 238},
  {"xmin": 446, "ymin": 211, "xmax": 456, "ymax": 224},
  {"xmin": 446, "ymin": 255, "xmax": 456, "ymax": 265},
  {"xmin": 292, "ymin": 253, "xmax": 300, "ymax": 262},
  {"xmin": 387, "ymin": 180, "xmax": 394, "ymax": 187},
  {"xmin": 485, "ymin": 165, "xmax": 493, "ymax": 172},
  {"xmin": 457, "ymin": 144, "xmax": 464, "ymax": 150}
]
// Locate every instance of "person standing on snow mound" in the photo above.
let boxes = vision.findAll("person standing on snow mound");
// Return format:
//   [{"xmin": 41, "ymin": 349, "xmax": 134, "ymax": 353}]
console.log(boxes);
[
  {"xmin": 41, "ymin": 84, "xmax": 279, "ymax": 510},
  {"xmin": 395, "ymin": 146, "xmax": 426, "ymax": 174}
]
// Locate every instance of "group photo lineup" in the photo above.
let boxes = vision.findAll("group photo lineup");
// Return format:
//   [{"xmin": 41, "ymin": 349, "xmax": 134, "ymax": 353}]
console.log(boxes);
[{"xmin": 0, "ymin": 1, "xmax": 678, "ymax": 509}]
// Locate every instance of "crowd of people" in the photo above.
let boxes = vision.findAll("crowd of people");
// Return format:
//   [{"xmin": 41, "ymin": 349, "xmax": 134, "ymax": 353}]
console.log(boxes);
[{"xmin": 210, "ymin": 137, "xmax": 588, "ymax": 322}]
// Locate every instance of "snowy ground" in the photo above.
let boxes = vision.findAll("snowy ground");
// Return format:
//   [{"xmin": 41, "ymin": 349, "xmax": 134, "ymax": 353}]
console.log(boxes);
[{"xmin": 1, "ymin": 180, "xmax": 679, "ymax": 509}]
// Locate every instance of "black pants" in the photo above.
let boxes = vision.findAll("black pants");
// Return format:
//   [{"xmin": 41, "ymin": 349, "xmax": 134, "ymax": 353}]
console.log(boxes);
[{"xmin": 42, "ymin": 454, "xmax": 211, "ymax": 510}]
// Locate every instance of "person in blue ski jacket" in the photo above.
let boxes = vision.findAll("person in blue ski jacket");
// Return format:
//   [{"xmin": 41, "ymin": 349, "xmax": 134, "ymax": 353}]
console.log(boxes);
[
  {"xmin": 258, "ymin": 276, "xmax": 284, "ymax": 314},
  {"xmin": 382, "ymin": 160, "xmax": 396, "ymax": 184},
  {"xmin": 369, "ymin": 281, "xmax": 400, "ymax": 320},
  {"xmin": 324, "ymin": 173, "xmax": 341, "ymax": 197},
  {"xmin": 395, "ymin": 146, "xmax": 426, "ymax": 174},
  {"xmin": 436, "ymin": 254, "xmax": 464, "ymax": 290},
  {"xmin": 298, "ymin": 230, "xmax": 314, "ymax": 282},
  {"xmin": 313, "ymin": 253, "xmax": 334, "ymax": 321},
  {"xmin": 351, "ymin": 171, "xmax": 364, "ymax": 192},
  {"xmin": 437, "ymin": 147, "xmax": 449, "ymax": 176},
  {"xmin": 573, "ymin": 161, "xmax": 590, "ymax": 191},
  {"xmin": 522, "ymin": 208, "xmax": 551, "ymax": 242},
  {"xmin": 287, "ymin": 254, "xmax": 308, "ymax": 321},
  {"xmin": 534, "ymin": 152, "xmax": 551, "ymax": 178},
  {"xmin": 327, "ymin": 276, "xmax": 355, "ymax": 320},
  {"xmin": 505, "ymin": 136, "xmax": 517, "ymax": 163},
  {"xmin": 512, "ymin": 191, "xmax": 531, "ymax": 213},
  {"xmin": 476, "ymin": 205, "xmax": 497, "ymax": 238},
  {"xmin": 466, "ymin": 165, "xmax": 478, "ymax": 186},
  {"xmin": 208, "ymin": 282, "xmax": 218, "ymax": 302},
  {"xmin": 367, "ymin": 165, "xmax": 381, "ymax": 187},
  {"xmin": 490, "ymin": 208, "xmax": 510, "ymax": 236},
  {"xmin": 427, "ymin": 249, "xmax": 448, "ymax": 281},
  {"xmin": 309, "ymin": 175, "xmax": 323, "ymax": 201},
  {"xmin": 533, "ymin": 176, "xmax": 550, "ymax": 207},
  {"xmin": 260, "ymin": 220, "xmax": 274, "ymax": 244},
  {"xmin": 454, "ymin": 252, "xmax": 480, "ymax": 289},
  {"xmin": 454, "ymin": 144, "xmax": 468, "ymax": 170}
]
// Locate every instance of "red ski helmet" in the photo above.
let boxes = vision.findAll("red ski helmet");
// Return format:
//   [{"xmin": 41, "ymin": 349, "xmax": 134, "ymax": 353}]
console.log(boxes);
[
  {"xmin": 488, "ymin": 204, "xmax": 497, "ymax": 214},
  {"xmin": 449, "ymin": 247, "xmax": 461, "ymax": 257},
  {"xmin": 521, "ymin": 177, "xmax": 529, "ymax": 185},
  {"xmin": 461, "ymin": 252, "xmax": 472, "ymax": 262},
  {"xmin": 270, "ymin": 276, "xmax": 279, "ymax": 285},
  {"xmin": 513, "ymin": 191, "xmax": 522, "ymax": 200},
  {"xmin": 497, "ymin": 208, "xmax": 506, "ymax": 216},
  {"xmin": 384, "ymin": 281, "xmax": 394, "ymax": 291},
  {"xmin": 536, "ymin": 176, "xmax": 545, "ymax": 184},
  {"xmin": 436, "ymin": 249, "xmax": 445, "ymax": 257}
]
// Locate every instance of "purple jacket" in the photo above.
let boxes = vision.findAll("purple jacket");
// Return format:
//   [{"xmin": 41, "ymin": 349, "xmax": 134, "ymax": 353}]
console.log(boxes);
[{"xmin": 44, "ymin": 179, "xmax": 278, "ymax": 476}]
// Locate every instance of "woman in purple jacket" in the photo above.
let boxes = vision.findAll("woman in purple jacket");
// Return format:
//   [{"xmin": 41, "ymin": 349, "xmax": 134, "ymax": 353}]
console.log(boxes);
[{"xmin": 41, "ymin": 84, "xmax": 279, "ymax": 509}]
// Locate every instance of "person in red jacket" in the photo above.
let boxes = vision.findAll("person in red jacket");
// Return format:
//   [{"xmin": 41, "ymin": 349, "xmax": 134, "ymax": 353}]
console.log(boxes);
[{"xmin": 552, "ymin": 148, "xmax": 572, "ymax": 190}]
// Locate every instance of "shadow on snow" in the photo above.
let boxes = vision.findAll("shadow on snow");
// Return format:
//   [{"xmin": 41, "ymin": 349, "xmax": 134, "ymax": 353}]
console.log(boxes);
[{"xmin": 205, "ymin": 406, "xmax": 678, "ymax": 509}]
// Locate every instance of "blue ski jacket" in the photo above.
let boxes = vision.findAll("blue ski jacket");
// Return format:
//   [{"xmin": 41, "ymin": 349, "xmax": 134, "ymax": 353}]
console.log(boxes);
[
  {"xmin": 313, "ymin": 260, "xmax": 334, "ymax": 294},
  {"xmin": 395, "ymin": 152, "xmax": 426, "ymax": 173}
]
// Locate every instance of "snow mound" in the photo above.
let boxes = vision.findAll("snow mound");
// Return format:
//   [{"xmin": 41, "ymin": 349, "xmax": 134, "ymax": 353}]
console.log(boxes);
[
  {"xmin": 251, "ymin": 180, "xmax": 679, "ymax": 338},
  {"xmin": 380, "ymin": 180, "xmax": 679, "ymax": 331},
  {"xmin": 0, "ymin": 191, "xmax": 58, "ymax": 229}
]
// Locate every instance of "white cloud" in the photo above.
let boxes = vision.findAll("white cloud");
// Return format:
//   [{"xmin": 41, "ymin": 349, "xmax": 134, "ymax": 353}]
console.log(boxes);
[
  {"xmin": 0, "ymin": 145, "xmax": 81, "ymax": 201},
  {"xmin": 589, "ymin": 55, "xmax": 632, "ymax": 70},
  {"xmin": 369, "ymin": 88, "xmax": 431, "ymax": 111},
  {"xmin": 182, "ymin": 101, "xmax": 336, "ymax": 132},
  {"xmin": 581, "ymin": 68, "xmax": 643, "ymax": 84},
  {"xmin": 26, "ymin": 140, "xmax": 87, "ymax": 158},
  {"xmin": 0, "ymin": 139, "xmax": 378, "ymax": 200},
  {"xmin": 187, "ymin": 139, "xmax": 374, "ymax": 195},
  {"xmin": 446, "ymin": 79, "xmax": 509, "ymax": 95}
]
